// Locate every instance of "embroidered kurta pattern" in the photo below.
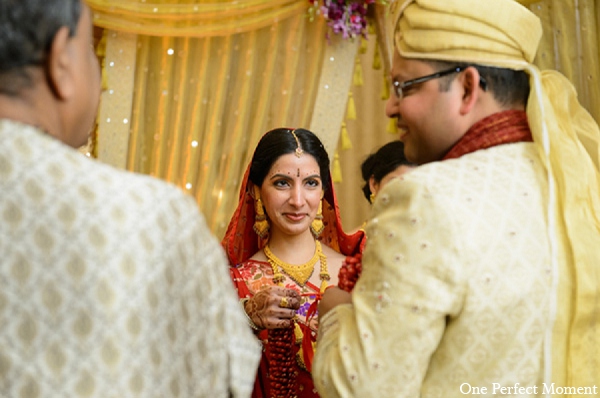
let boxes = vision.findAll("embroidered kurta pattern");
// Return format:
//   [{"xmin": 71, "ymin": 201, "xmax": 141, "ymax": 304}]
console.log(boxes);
[
  {"xmin": 0, "ymin": 120, "xmax": 261, "ymax": 398},
  {"xmin": 314, "ymin": 143, "xmax": 554, "ymax": 398}
]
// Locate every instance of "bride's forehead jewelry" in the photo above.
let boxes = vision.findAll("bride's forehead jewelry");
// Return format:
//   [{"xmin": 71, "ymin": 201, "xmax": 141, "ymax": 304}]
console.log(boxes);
[{"xmin": 290, "ymin": 129, "xmax": 303, "ymax": 157}]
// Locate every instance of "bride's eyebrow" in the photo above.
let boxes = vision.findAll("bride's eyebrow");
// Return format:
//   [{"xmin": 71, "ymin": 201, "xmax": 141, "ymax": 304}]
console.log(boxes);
[
  {"xmin": 303, "ymin": 174, "xmax": 321, "ymax": 181},
  {"xmin": 268, "ymin": 172, "xmax": 321, "ymax": 180}
]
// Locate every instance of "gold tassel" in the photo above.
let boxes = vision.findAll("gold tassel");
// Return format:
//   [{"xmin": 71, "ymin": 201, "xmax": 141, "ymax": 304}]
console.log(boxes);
[
  {"xmin": 346, "ymin": 92, "xmax": 356, "ymax": 121},
  {"xmin": 96, "ymin": 32, "xmax": 108, "ymax": 91},
  {"xmin": 373, "ymin": 42, "xmax": 381, "ymax": 70},
  {"xmin": 387, "ymin": 118, "xmax": 398, "ymax": 134},
  {"xmin": 340, "ymin": 122, "xmax": 353, "ymax": 150},
  {"xmin": 353, "ymin": 57, "xmax": 363, "ymax": 86},
  {"xmin": 101, "ymin": 59, "xmax": 108, "ymax": 92},
  {"xmin": 89, "ymin": 119, "xmax": 99, "ymax": 159},
  {"xmin": 96, "ymin": 31, "xmax": 107, "ymax": 57},
  {"xmin": 332, "ymin": 151, "xmax": 343, "ymax": 183},
  {"xmin": 368, "ymin": 20, "xmax": 376, "ymax": 35},
  {"xmin": 294, "ymin": 323, "xmax": 304, "ymax": 344},
  {"xmin": 360, "ymin": 36, "xmax": 368, "ymax": 54},
  {"xmin": 381, "ymin": 74, "xmax": 390, "ymax": 100},
  {"xmin": 253, "ymin": 185, "xmax": 269, "ymax": 238}
]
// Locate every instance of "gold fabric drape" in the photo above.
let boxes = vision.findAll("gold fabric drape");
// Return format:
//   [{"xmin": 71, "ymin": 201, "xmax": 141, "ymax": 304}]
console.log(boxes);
[
  {"xmin": 89, "ymin": 0, "xmax": 330, "ymax": 238},
  {"xmin": 128, "ymin": 20, "xmax": 327, "ymax": 238},
  {"xmin": 88, "ymin": 0, "xmax": 308, "ymax": 38},
  {"xmin": 335, "ymin": 0, "xmax": 600, "ymax": 232}
]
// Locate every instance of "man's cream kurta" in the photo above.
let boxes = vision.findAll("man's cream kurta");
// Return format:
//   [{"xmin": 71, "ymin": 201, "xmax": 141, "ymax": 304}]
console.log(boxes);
[
  {"xmin": 314, "ymin": 143, "xmax": 559, "ymax": 397},
  {"xmin": 0, "ymin": 120, "xmax": 260, "ymax": 397}
]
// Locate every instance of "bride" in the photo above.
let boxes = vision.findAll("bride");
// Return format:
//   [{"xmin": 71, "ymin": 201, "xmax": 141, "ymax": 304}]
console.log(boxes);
[{"xmin": 222, "ymin": 128, "xmax": 365, "ymax": 398}]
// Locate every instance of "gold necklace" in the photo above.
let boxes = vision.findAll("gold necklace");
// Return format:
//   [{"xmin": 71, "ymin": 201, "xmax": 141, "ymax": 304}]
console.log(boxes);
[{"xmin": 264, "ymin": 240, "xmax": 329, "ymax": 288}]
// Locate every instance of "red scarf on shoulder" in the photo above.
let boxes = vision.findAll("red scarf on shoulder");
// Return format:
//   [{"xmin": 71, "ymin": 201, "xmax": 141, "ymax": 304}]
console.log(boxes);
[{"xmin": 443, "ymin": 109, "xmax": 532, "ymax": 160}]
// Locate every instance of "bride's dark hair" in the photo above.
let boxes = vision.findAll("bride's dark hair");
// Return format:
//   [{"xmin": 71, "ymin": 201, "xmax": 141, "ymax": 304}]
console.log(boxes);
[{"xmin": 249, "ymin": 128, "xmax": 331, "ymax": 191}]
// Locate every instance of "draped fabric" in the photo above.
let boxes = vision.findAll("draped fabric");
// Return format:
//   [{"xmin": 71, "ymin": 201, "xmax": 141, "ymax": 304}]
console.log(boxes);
[
  {"xmin": 127, "ymin": 23, "xmax": 327, "ymax": 238},
  {"xmin": 529, "ymin": 0, "xmax": 600, "ymax": 124},
  {"xmin": 87, "ymin": 0, "xmax": 309, "ymax": 38},
  {"xmin": 442, "ymin": 110, "xmax": 533, "ymax": 160},
  {"xmin": 89, "ymin": 0, "xmax": 330, "ymax": 238}
]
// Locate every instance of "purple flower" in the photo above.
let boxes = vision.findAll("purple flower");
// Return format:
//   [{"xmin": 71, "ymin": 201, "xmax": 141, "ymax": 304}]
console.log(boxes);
[
  {"xmin": 296, "ymin": 301, "xmax": 312, "ymax": 317},
  {"xmin": 312, "ymin": 0, "xmax": 376, "ymax": 39}
]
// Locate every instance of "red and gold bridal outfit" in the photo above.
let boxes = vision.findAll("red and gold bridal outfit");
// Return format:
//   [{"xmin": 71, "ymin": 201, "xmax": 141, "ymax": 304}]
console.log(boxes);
[{"xmin": 222, "ymin": 164, "xmax": 365, "ymax": 398}]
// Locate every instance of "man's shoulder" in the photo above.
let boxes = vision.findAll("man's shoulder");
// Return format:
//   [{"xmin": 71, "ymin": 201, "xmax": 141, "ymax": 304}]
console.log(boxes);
[
  {"xmin": 86, "ymin": 158, "xmax": 187, "ymax": 203},
  {"xmin": 405, "ymin": 142, "xmax": 540, "ymax": 187},
  {"xmin": 378, "ymin": 142, "xmax": 543, "ymax": 212},
  {"xmin": 83, "ymin": 160, "xmax": 204, "ymax": 232}
]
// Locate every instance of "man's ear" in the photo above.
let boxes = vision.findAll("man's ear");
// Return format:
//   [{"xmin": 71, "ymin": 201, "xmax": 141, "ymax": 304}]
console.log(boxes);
[
  {"xmin": 458, "ymin": 66, "xmax": 481, "ymax": 115},
  {"xmin": 45, "ymin": 26, "xmax": 74, "ymax": 100}
]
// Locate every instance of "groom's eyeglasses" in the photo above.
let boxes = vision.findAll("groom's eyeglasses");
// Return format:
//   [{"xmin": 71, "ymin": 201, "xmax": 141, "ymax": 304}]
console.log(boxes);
[{"xmin": 392, "ymin": 66, "xmax": 488, "ymax": 100}]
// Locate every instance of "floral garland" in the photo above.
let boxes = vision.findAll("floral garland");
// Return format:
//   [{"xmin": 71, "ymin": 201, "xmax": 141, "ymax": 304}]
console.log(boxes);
[{"xmin": 308, "ymin": 0, "xmax": 380, "ymax": 39}]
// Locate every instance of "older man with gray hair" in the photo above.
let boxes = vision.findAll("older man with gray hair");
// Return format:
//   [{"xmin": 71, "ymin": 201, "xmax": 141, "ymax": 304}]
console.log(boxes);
[{"xmin": 0, "ymin": 1, "xmax": 260, "ymax": 396}]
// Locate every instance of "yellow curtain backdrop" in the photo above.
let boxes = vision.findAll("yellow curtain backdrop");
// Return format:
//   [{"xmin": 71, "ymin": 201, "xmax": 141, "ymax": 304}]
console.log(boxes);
[
  {"xmin": 335, "ymin": 0, "xmax": 600, "ymax": 232},
  {"xmin": 127, "ymin": 23, "xmax": 328, "ymax": 237},
  {"xmin": 89, "ymin": 0, "xmax": 331, "ymax": 238}
]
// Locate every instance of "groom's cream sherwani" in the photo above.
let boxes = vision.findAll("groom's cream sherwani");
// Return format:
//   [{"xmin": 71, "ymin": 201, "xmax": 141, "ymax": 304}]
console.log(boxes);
[{"xmin": 314, "ymin": 143, "xmax": 555, "ymax": 397}]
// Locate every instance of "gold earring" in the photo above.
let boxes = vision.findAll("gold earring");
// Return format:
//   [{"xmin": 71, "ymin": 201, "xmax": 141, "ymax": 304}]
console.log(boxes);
[
  {"xmin": 253, "ymin": 185, "xmax": 269, "ymax": 238},
  {"xmin": 310, "ymin": 200, "xmax": 324, "ymax": 237},
  {"xmin": 370, "ymin": 193, "xmax": 376, "ymax": 203}
]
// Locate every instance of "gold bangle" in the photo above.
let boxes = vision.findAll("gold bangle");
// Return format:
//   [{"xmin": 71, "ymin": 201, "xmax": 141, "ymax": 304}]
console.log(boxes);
[{"xmin": 240, "ymin": 298, "xmax": 261, "ymax": 331}]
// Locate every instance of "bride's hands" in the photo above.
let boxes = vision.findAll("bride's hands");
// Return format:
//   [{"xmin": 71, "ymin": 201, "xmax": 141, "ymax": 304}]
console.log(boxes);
[{"xmin": 244, "ymin": 286, "xmax": 301, "ymax": 329}]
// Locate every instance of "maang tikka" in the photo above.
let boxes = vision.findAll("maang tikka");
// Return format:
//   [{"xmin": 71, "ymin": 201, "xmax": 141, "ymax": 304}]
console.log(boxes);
[
  {"xmin": 253, "ymin": 185, "xmax": 269, "ymax": 238},
  {"xmin": 290, "ymin": 129, "xmax": 303, "ymax": 157}
]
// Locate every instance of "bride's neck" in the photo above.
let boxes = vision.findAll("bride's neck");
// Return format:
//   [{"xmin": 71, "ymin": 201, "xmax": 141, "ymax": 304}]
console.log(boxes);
[{"xmin": 267, "ymin": 230, "xmax": 316, "ymax": 262}]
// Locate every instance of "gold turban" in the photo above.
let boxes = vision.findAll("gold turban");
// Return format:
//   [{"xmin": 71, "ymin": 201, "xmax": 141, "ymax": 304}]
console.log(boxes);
[{"xmin": 389, "ymin": 0, "xmax": 600, "ymax": 389}]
